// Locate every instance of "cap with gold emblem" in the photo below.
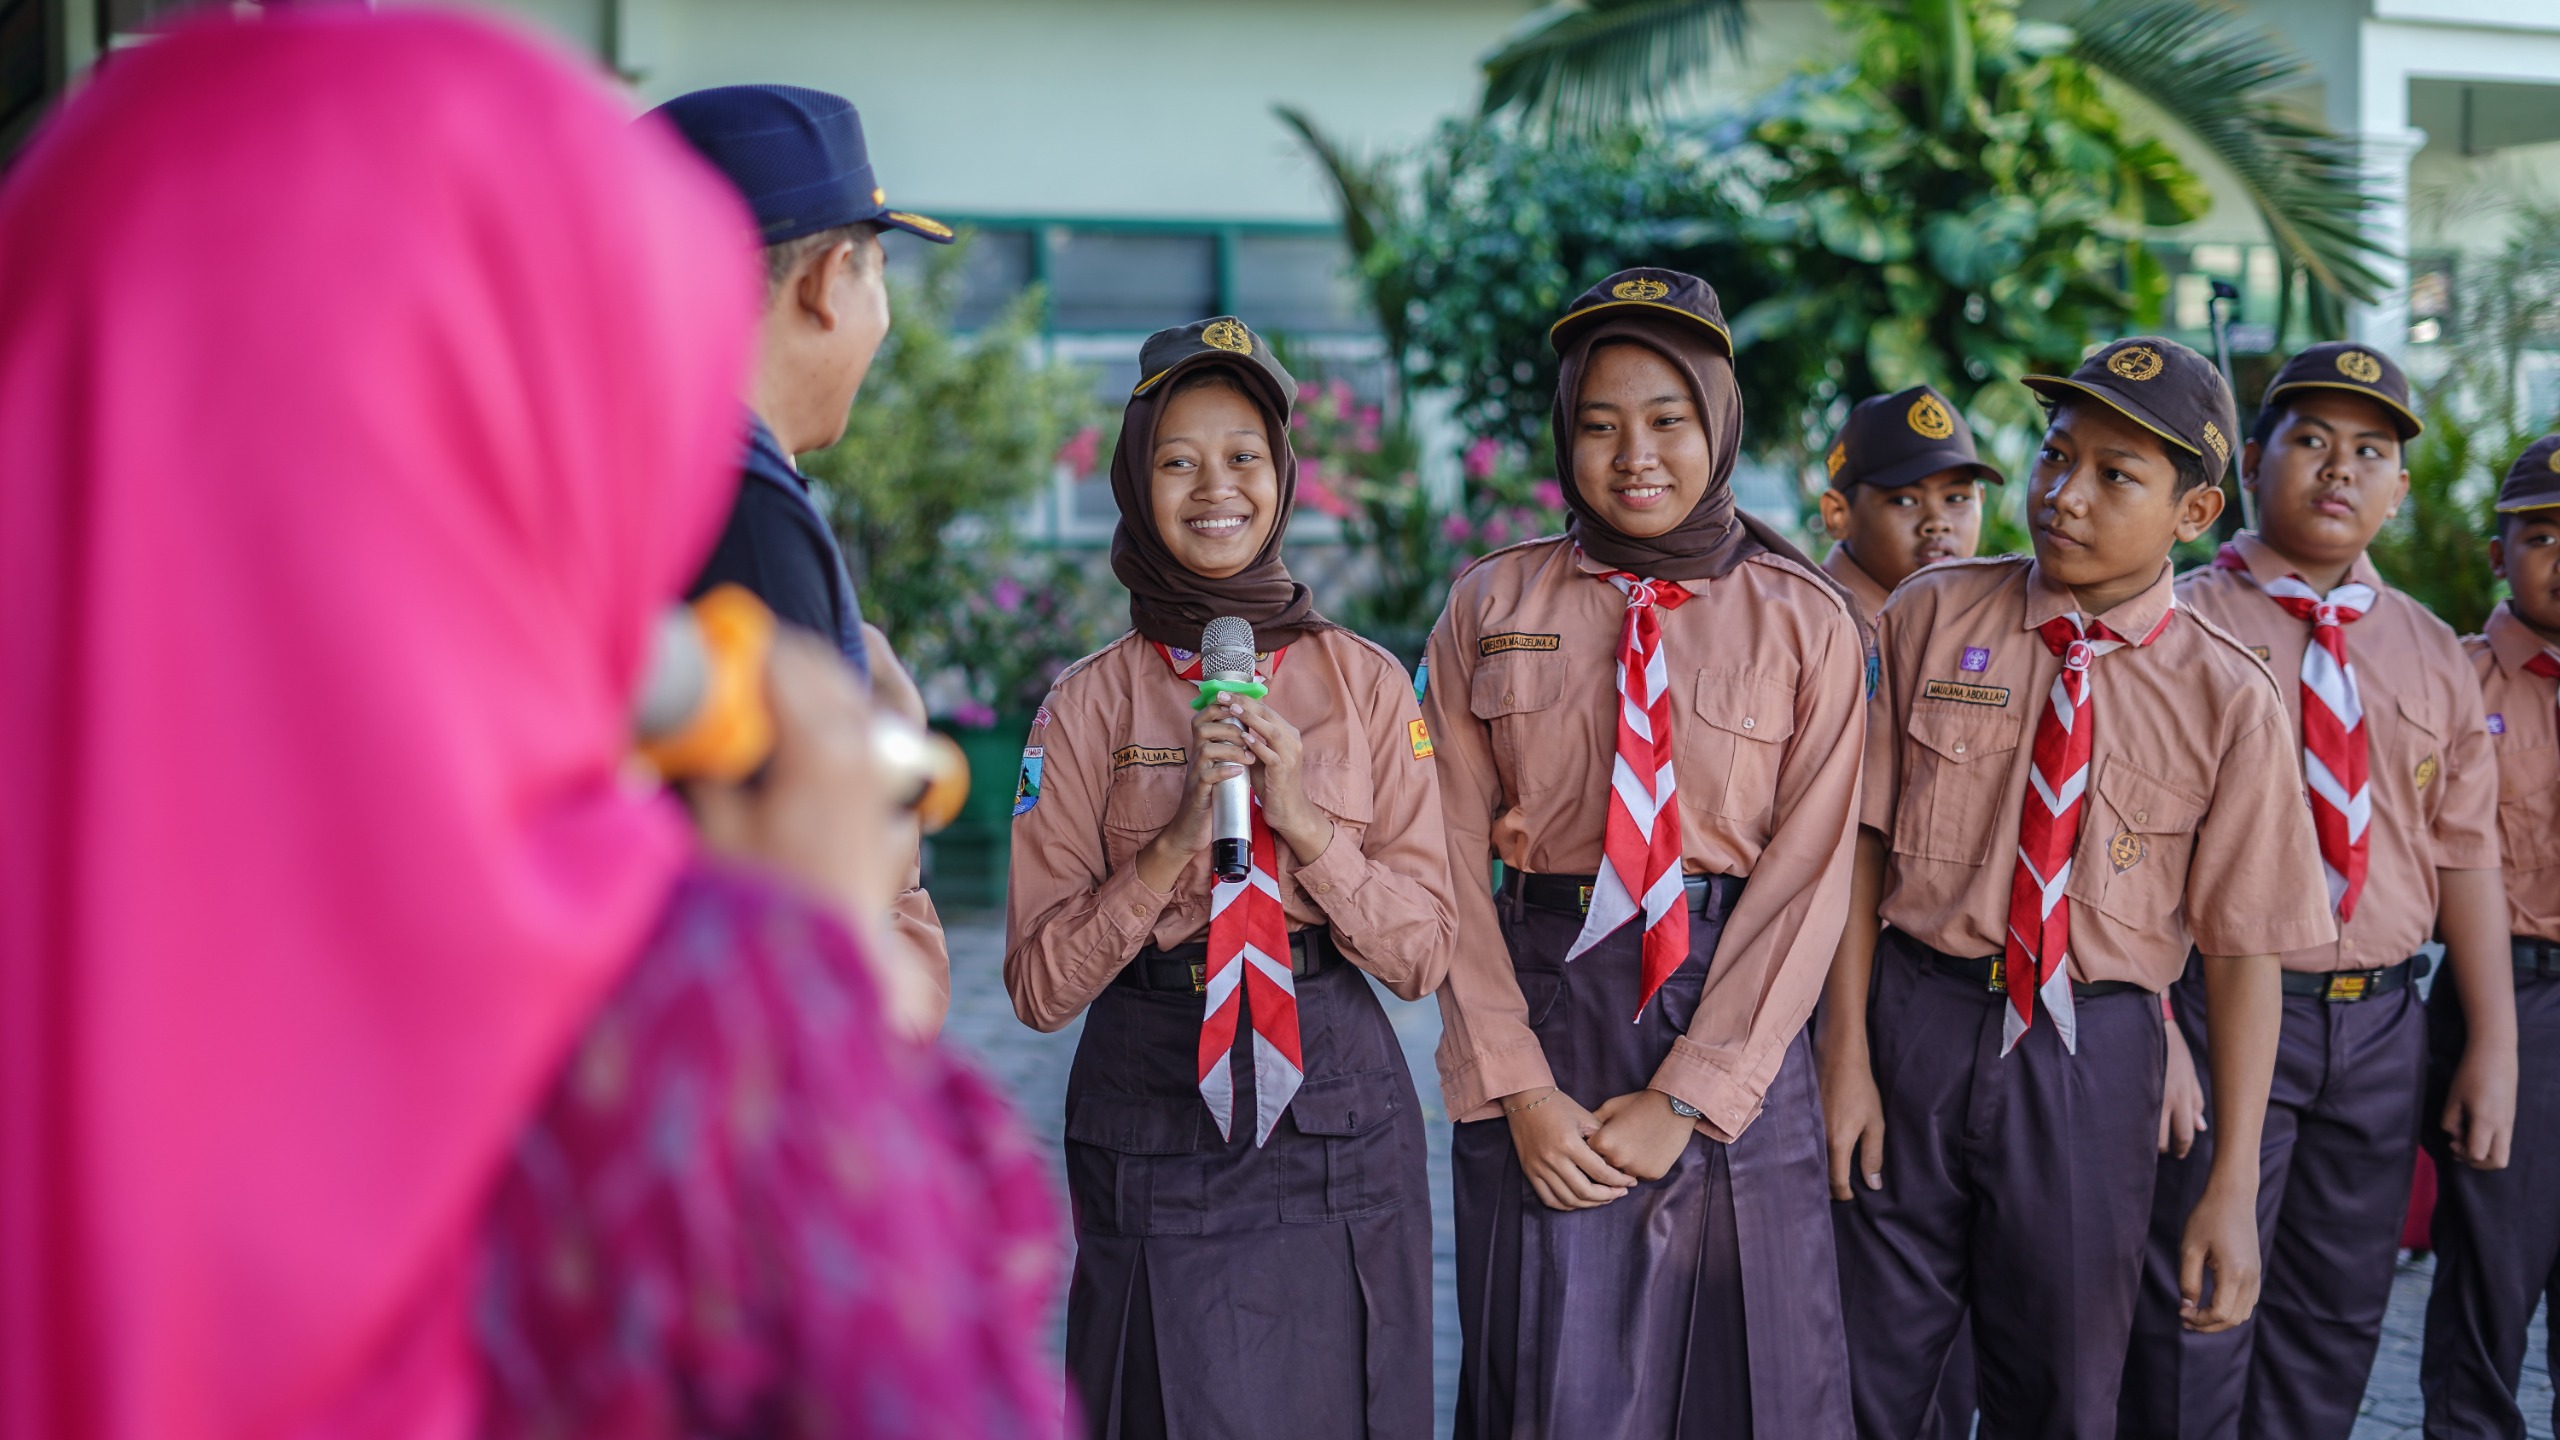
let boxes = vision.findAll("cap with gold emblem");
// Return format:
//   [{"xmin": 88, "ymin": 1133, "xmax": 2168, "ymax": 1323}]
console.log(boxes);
[
  {"xmin": 1549, "ymin": 267, "xmax": 1733, "ymax": 354},
  {"xmin": 1129, "ymin": 315, "xmax": 1298, "ymax": 408},
  {"xmin": 648, "ymin": 84, "xmax": 954, "ymax": 247},
  {"xmin": 2021, "ymin": 336, "xmax": 2239, "ymax": 469},
  {"xmin": 2259, "ymin": 341, "xmax": 2421, "ymax": 440},
  {"xmin": 1823, "ymin": 384, "xmax": 2006, "ymax": 493},
  {"xmin": 2497, "ymin": 434, "xmax": 2560, "ymax": 514}
]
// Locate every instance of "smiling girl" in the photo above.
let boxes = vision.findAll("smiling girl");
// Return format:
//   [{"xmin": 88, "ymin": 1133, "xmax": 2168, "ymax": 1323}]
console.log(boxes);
[
  {"xmin": 1422, "ymin": 270, "xmax": 1866, "ymax": 1438},
  {"xmin": 1005, "ymin": 317, "xmax": 1457, "ymax": 1438}
]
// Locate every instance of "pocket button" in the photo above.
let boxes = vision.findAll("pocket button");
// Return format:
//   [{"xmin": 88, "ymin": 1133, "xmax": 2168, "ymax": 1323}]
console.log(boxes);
[
  {"xmin": 1503, "ymin": 691, "xmax": 1517, "ymax": 706},
  {"xmin": 1953, "ymin": 743, "xmax": 1966, "ymax": 754},
  {"xmin": 2135, "ymin": 810, "xmax": 2148, "ymax": 824},
  {"xmin": 1743, "ymin": 717, "xmax": 1757, "ymax": 730}
]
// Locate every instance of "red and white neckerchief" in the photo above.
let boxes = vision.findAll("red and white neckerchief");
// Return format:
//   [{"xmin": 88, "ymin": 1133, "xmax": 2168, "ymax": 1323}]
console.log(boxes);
[
  {"xmin": 2216, "ymin": 544, "xmax": 2375, "ymax": 920},
  {"xmin": 1566, "ymin": 562, "xmax": 1696, "ymax": 1020},
  {"xmin": 2005, "ymin": 605, "xmax": 2173, "ymax": 1055},
  {"xmin": 1153, "ymin": 641, "xmax": 1301, "ymax": 1146}
]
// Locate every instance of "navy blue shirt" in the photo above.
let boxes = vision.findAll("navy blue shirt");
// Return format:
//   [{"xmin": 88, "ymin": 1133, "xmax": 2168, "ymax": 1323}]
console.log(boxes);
[{"xmin": 688, "ymin": 415, "xmax": 869, "ymax": 680}]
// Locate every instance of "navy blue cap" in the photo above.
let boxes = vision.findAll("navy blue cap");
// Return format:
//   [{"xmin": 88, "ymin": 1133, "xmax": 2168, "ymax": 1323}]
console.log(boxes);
[{"xmin": 647, "ymin": 84, "xmax": 952, "ymax": 247}]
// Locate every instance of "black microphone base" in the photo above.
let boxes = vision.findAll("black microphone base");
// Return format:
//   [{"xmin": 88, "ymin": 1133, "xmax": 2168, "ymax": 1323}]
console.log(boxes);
[{"xmin": 1212, "ymin": 837, "xmax": 1250, "ymax": 882}]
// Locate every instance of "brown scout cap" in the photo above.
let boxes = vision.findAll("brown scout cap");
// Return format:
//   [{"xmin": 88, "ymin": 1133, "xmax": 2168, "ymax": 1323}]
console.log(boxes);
[
  {"xmin": 1549, "ymin": 268, "xmax": 1733, "ymax": 355},
  {"xmin": 1824, "ymin": 384, "xmax": 2005, "ymax": 493},
  {"xmin": 1130, "ymin": 315, "xmax": 1297, "ymax": 406},
  {"xmin": 2261, "ymin": 341, "xmax": 2422, "ymax": 440},
  {"xmin": 2498, "ymin": 434, "xmax": 2560, "ymax": 514},
  {"xmin": 2022, "ymin": 336, "xmax": 2239, "ymax": 471}
]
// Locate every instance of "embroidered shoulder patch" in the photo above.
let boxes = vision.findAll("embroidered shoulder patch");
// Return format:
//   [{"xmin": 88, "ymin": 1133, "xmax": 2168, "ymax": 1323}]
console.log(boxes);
[
  {"xmin": 1923, "ymin": 679, "xmax": 2011, "ymax": 707},
  {"xmin": 1112, "ymin": 744, "xmax": 1186, "ymax": 770},
  {"xmin": 1011, "ymin": 747, "xmax": 1044, "ymax": 817},
  {"xmin": 1480, "ymin": 632, "xmax": 1561, "ymax": 656},
  {"xmin": 1408, "ymin": 717, "xmax": 1435, "ymax": 760}
]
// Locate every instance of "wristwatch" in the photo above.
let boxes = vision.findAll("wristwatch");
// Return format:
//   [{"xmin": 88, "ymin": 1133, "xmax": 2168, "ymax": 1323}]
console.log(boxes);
[{"xmin": 1664, "ymin": 1094, "xmax": 1704, "ymax": 1120}]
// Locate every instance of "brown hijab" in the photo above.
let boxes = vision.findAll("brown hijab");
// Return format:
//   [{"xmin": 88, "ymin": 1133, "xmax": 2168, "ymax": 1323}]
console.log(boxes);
[
  {"xmin": 1550, "ymin": 268, "xmax": 1826, "ymax": 584},
  {"xmin": 1107, "ymin": 316, "xmax": 1327, "ymax": 652}
]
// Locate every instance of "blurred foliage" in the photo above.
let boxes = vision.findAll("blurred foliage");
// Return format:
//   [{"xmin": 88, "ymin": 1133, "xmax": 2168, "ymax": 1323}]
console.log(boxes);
[
  {"xmin": 1478, "ymin": 0, "xmax": 2386, "ymax": 332},
  {"xmin": 804, "ymin": 236, "xmax": 1104, "ymax": 718},
  {"xmin": 2367, "ymin": 201, "xmax": 2560, "ymax": 633}
]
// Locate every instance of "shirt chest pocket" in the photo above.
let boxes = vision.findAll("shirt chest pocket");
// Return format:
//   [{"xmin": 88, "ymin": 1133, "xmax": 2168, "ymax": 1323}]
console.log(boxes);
[
  {"xmin": 1469, "ymin": 653, "xmax": 1570, "ymax": 808},
  {"xmin": 2380, "ymin": 692, "xmax": 2447, "ymax": 823},
  {"xmin": 1298, "ymin": 757, "xmax": 1376, "ymax": 876},
  {"xmin": 2495, "ymin": 731, "xmax": 2560, "ymax": 870},
  {"xmin": 2069, "ymin": 758, "xmax": 2208, "ymax": 929},
  {"xmin": 1890, "ymin": 705, "xmax": 2025, "ymax": 866},
  {"xmin": 1677, "ymin": 672, "xmax": 1798, "ymax": 829},
  {"xmin": 1101, "ymin": 759, "xmax": 1187, "ymax": 876}
]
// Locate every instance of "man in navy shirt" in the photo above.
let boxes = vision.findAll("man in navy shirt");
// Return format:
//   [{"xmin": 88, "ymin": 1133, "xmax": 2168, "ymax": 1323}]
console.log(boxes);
[{"xmin": 650, "ymin": 84, "xmax": 958, "ymax": 678}]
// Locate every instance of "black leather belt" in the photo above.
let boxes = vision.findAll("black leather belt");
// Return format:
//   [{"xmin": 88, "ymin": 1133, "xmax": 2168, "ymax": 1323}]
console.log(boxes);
[
  {"xmin": 2281, "ymin": 958, "xmax": 2415, "ymax": 1003},
  {"xmin": 1502, "ymin": 869, "xmax": 1746, "ymax": 924},
  {"xmin": 2515, "ymin": 936, "xmax": 2560, "ymax": 980},
  {"xmin": 1113, "ymin": 926, "xmax": 1339, "ymax": 994},
  {"xmin": 1918, "ymin": 945, "xmax": 2147, "ymax": 1000}
]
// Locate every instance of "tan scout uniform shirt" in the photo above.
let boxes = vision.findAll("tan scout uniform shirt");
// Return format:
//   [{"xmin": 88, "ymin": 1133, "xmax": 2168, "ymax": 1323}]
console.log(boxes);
[
  {"xmin": 1863, "ymin": 555, "xmax": 2334, "ymax": 988},
  {"xmin": 2470, "ymin": 602, "xmax": 2560, "ymax": 943},
  {"xmin": 1004, "ymin": 626, "xmax": 1457, "ymax": 1032},
  {"xmin": 1422, "ymin": 537, "xmax": 1866, "ymax": 1142},
  {"xmin": 1823, "ymin": 543, "xmax": 1895, "ymax": 626},
  {"xmin": 2177, "ymin": 533, "xmax": 2500, "ymax": 972}
]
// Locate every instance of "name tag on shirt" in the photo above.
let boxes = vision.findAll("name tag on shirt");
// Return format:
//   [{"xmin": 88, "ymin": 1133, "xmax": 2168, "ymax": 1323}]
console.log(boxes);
[
  {"xmin": 1113, "ymin": 744, "xmax": 1186, "ymax": 769},
  {"xmin": 1923, "ymin": 679, "xmax": 2011, "ymax": 708},
  {"xmin": 1479, "ymin": 632, "xmax": 1561, "ymax": 656}
]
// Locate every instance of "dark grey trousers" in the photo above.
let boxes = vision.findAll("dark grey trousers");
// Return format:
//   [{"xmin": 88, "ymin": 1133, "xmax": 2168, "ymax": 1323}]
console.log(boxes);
[
  {"xmin": 1834, "ymin": 928, "xmax": 2166, "ymax": 1440},
  {"xmin": 2119, "ymin": 959, "xmax": 2426, "ymax": 1440},
  {"xmin": 2421, "ymin": 965, "xmax": 2560, "ymax": 1440}
]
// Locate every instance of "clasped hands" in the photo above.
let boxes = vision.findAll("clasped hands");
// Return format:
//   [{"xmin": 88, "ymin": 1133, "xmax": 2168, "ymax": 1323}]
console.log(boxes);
[{"xmin": 1504, "ymin": 1085, "xmax": 1700, "ymax": 1211}]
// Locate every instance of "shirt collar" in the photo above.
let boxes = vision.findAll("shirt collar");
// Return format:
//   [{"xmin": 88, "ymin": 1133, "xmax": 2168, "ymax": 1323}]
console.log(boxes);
[
  {"xmin": 1821, "ymin": 543, "xmax": 1893, "ymax": 616},
  {"xmin": 2229, "ymin": 529, "xmax": 2383, "ymax": 597},
  {"xmin": 2486, "ymin": 600, "xmax": 2560, "ymax": 676},
  {"xmin": 2023, "ymin": 555, "xmax": 2176, "ymax": 639},
  {"xmin": 1572, "ymin": 543, "xmax": 1702, "ymax": 596},
  {"xmin": 743, "ymin": 412, "xmax": 806, "ymax": 490}
]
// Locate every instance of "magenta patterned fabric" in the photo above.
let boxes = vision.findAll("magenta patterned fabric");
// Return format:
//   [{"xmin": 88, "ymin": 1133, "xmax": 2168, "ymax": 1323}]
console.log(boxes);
[{"xmin": 476, "ymin": 860, "xmax": 1068, "ymax": 1438}]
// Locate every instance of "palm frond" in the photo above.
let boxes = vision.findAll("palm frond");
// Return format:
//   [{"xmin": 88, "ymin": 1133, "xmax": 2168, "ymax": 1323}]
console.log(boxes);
[
  {"xmin": 1273, "ymin": 105, "xmax": 1411, "ymax": 379},
  {"xmin": 2070, "ymin": 0, "xmax": 2389, "ymax": 324},
  {"xmin": 1478, "ymin": 0, "xmax": 1748, "ymax": 133}
]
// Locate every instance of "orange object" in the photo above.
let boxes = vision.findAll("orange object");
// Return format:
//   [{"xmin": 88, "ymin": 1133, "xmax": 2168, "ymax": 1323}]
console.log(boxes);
[{"xmin": 638, "ymin": 584, "xmax": 777, "ymax": 783}]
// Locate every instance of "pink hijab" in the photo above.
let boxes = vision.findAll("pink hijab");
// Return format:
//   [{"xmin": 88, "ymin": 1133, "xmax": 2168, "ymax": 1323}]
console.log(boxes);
[{"xmin": 0, "ymin": 11, "xmax": 757, "ymax": 1438}]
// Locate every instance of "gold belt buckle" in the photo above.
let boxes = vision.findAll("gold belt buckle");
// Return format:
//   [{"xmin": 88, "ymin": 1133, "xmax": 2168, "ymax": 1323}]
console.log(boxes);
[
  {"xmin": 1189, "ymin": 961, "xmax": 1207, "ymax": 994},
  {"xmin": 2325, "ymin": 972, "xmax": 2370, "ymax": 1002},
  {"xmin": 1985, "ymin": 957, "xmax": 2005, "ymax": 993},
  {"xmin": 1577, "ymin": 883, "xmax": 1594, "ymax": 915}
]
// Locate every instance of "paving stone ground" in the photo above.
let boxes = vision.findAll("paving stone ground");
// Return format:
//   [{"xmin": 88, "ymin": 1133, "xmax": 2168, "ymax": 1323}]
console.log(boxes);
[{"xmin": 938, "ymin": 913, "xmax": 2551, "ymax": 1438}]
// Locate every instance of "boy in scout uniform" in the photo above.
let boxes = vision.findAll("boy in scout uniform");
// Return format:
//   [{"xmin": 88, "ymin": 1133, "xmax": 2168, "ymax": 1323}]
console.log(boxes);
[
  {"xmin": 1818, "ymin": 384, "xmax": 2009, "ymax": 624},
  {"xmin": 2118, "ymin": 344, "xmax": 2515, "ymax": 1440},
  {"xmin": 1824, "ymin": 337, "xmax": 2333, "ymax": 1439},
  {"xmin": 2421, "ymin": 436, "xmax": 2560, "ymax": 1439}
]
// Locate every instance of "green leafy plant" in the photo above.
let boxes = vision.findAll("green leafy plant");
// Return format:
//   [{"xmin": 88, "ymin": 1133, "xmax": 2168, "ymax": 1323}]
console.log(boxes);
[
  {"xmin": 1476, "ymin": 0, "xmax": 2386, "ymax": 330},
  {"xmin": 801, "ymin": 235, "xmax": 1101, "ymax": 718}
]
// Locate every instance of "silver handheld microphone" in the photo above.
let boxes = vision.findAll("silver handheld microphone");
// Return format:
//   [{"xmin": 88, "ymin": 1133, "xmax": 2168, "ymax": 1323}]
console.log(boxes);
[{"xmin": 1202, "ymin": 615, "xmax": 1258, "ymax": 882}]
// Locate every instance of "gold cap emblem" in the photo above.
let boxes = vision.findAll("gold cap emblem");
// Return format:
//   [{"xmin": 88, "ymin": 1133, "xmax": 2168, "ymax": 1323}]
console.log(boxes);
[
  {"xmin": 2109, "ymin": 830, "xmax": 2147, "ymax": 872},
  {"xmin": 2548, "ymin": 448, "xmax": 2560, "ymax": 474},
  {"xmin": 871, "ymin": 186, "xmax": 886, "ymax": 205},
  {"xmin": 2106, "ymin": 345, "xmax": 2165, "ymax": 382},
  {"xmin": 1826, "ymin": 442, "xmax": 1848, "ymax": 478},
  {"xmin": 1201, "ymin": 318, "xmax": 1253, "ymax": 355},
  {"xmin": 883, "ymin": 211, "xmax": 953, "ymax": 239},
  {"xmin": 2337, "ymin": 350, "xmax": 2383, "ymax": 384},
  {"xmin": 1908, "ymin": 393, "xmax": 1955, "ymax": 440},
  {"xmin": 1611, "ymin": 277, "xmax": 1670, "ymax": 302},
  {"xmin": 2202, "ymin": 420, "xmax": 2230, "ymax": 465}
]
